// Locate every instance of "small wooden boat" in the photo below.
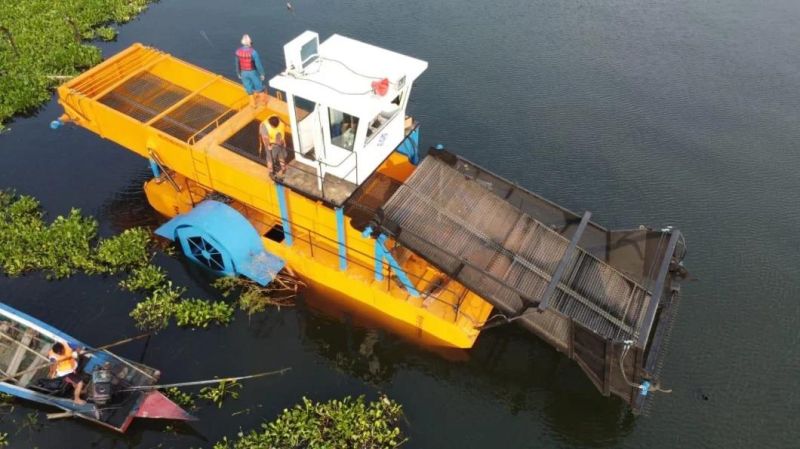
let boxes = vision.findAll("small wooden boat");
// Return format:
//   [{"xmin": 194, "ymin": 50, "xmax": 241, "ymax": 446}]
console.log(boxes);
[{"xmin": 0, "ymin": 302, "xmax": 195, "ymax": 432}]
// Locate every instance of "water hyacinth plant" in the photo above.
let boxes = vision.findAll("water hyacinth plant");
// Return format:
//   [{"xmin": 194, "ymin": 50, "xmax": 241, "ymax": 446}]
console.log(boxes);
[
  {"xmin": 199, "ymin": 380, "xmax": 241, "ymax": 409},
  {"xmin": 0, "ymin": 190, "xmax": 242, "ymax": 331},
  {"xmin": 163, "ymin": 387, "xmax": 196, "ymax": 410},
  {"xmin": 118, "ymin": 263, "xmax": 167, "ymax": 291},
  {"xmin": 129, "ymin": 282, "xmax": 185, "ymax": 331},
  {"xmin": 94, "ymin": 227, "xmax": 152, "ymax": 273},
  {"xmin": 214, "ymin": 395, "xmax": 406, "ymax": 449},
  {"xmin": 173, "ymin": 298, "xmax": 234, "ymax": 328},
  {"xmin": 0, "ymin": 191, "xmax": 102, "ymax": 277},
  {"xmin": 0, "ymin": 0, "xmax": 154, "ymax": 128}
]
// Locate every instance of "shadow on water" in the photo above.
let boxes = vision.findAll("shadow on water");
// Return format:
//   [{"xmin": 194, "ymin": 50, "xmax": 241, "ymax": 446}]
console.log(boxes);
[
  {"xmin": 296, "ymin": 298, "xmax": 635, "ymax": 445},
  {"xmin": 109, "ymin": 420, "xmax": 209, "ymax": 447},
  {"xmin": 98, "ymin": 170, "xmax": 164, "ymax": 233}
]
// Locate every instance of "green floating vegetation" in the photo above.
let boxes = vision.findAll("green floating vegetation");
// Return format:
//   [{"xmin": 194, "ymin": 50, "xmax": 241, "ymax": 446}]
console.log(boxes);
[
  {"xmin": 128, "ymin": 281, "xmax": 185, "ymax": 331},
  {"xmin": 163, "ymin": 387, "xmax": 196, "ymax": 409},
  {"xmin": 127, "ymin": 279, "xmax": 235, "ymax": 331},
  {"xmin": 0, "ymin": 190, "xmax": 238, "ymax": 331},
  {"xmin": 174, "ymin": 298, "xmax": 234, "ymax": 328},
  {"xmin": 214, "ymin": 395, "xmax": 406, "ymax": 449},
  {"xmin": 118, "ymin": 263, "xmax": 167, "ymax": 291},
  {"xmin": 0, "ymin": 0, "xmax": 153, "ymax": 128},
  {"xmin": 0, "ymin": 190, "xmax": 145, "ymax": 277},
  {"xmin": 199, "ymin": 380, "xmax": 241, "ymax": 409},
  {"xmin": 95, "ymin": 228, "xmax": 152, "ymax": 273}
]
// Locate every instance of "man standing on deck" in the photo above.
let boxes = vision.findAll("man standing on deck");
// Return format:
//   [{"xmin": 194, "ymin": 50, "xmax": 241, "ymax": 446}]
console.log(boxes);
[
  {"xmin": 48, "ymin": 341, "xmax": 86, "ymax": 405},
  {"xmin": 235, "ymin": 34, "xmax": 268, "ymax": 108},
  {"xmin": 260, "ymin": 115, "xmax": 288, "ymax": 177}
]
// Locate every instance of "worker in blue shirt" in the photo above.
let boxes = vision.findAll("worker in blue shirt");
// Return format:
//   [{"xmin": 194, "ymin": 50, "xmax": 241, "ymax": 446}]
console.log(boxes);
[{"xmin": 235, "ymin": 34, "xmax": 268, "ymax": 108}]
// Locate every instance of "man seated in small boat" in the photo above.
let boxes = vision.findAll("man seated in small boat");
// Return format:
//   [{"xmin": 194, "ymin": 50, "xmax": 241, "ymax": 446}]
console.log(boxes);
[{"xmin": 48, "ymin": 342, "xmax": 86, "ymax": 405}]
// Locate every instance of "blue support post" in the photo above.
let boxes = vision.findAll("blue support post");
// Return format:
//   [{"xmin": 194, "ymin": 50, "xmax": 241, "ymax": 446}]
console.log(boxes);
[
  {"xmin": 335, "ymin": 207, "xmax": 347, "ymax": 270},
  {"xmin": 374, "ymin": 234, "xmax": 385, "ymax": 281},
  {"xmin": 149, "ymin": 158, "xmax": 161, "ymax": 178},
  {"xmin": 275, "ymin": 184, "xmax": 293, "ymax": 246},
  {"xmin": 361, "ymin": 226, "xmax": 373, "ymax": 238},
  {"xmin": 397, "ymin": 127, "xmax": 421, "ymax": 164},
  {"xmin": 376, "ymin": 234, "xmax": 420, "ymax": 297}
]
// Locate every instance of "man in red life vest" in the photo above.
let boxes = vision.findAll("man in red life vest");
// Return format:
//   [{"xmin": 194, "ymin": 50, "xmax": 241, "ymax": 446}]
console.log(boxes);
[
  {"xmin": 235, "ymin": 34, "xmax": 268, "ymax": 108},
  {"xmin": 48, "ymin": 341, "xmax": 86, "ymax": 405}
]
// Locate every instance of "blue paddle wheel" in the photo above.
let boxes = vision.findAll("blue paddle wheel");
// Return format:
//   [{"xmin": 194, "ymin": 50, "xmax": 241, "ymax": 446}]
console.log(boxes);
[{"xmin": 155, "ymin": 200, "xmax": 284, "ymax": 286}]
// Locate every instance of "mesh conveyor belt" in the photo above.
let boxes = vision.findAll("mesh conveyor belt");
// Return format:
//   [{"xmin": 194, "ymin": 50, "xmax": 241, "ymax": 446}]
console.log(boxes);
[
  {"xmin": 100, "ymin": 72, "xmax": 190, "ymax": 122},
  {"xmin": 99, "ymin": 72, "xmax": 233, "ymax": 141},
  {"xmin": 152, "ymin": 96, "xmax": 232, "ymax": 141},
  {"xmin": 380, "ymin": 156, "xmax": 652, "ymax": 341}
]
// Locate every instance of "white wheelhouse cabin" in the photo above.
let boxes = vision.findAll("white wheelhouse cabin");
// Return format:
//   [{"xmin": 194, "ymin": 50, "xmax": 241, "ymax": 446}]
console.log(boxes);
[{"xmin": 269, "ymin": 31, "xmax": 427, "ymax": 196}]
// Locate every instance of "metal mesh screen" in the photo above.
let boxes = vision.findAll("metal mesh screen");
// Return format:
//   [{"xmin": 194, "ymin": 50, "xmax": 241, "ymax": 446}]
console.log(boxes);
[
  {"xmin": 99, "ymin": 71, "xmax": 234, "ymax": 142},
  {"xmin": 99, "ymin": 72, "xmax": 189, "ymax": 122},
  {"xmin": 151, "ymin": 95, "xmax": 233, "ymax": 142},
  {"xmin": 380, "ymin": 156, "xmax": 652, "ymax": 342}
]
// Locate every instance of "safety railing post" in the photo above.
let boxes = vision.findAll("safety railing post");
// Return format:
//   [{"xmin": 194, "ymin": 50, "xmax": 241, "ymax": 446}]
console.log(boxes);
[
  {"xmin": 335, "ymin": 207, "xmax": 347, "ymax": 271},
  {"xmin": 275, "ymin": 183, "xmax": 293, "ymax": 246}
]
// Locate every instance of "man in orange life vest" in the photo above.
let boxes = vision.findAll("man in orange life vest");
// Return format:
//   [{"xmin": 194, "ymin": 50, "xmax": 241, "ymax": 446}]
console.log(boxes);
[
  {"xmin": 235, "ymin": 34, "xmax": 268, "ymax": 108},
  {"xmin": 48, "ymin": 341, "xmax": 86, "ymax": 405},
  {"xmin": 260, "ymin": 115, "xmax": 288, "ymax": 177}
]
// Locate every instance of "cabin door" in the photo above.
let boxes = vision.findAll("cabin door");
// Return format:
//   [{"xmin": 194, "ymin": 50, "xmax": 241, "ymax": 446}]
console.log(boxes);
[{"xmin": 290, "ymin": 95, "xmax": 318, "ymax": 158}]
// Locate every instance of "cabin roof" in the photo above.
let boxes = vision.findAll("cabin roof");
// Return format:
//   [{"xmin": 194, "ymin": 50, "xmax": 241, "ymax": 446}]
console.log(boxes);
[{"xmin": 269, "ymin": 34, "xmax": 428, "ymax": 117}]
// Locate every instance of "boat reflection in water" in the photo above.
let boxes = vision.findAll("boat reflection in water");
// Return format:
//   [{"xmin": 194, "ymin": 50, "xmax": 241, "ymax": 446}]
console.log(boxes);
[{"xmin": 296, "ymin": 292, "xmax": 636, "ymax": 444}]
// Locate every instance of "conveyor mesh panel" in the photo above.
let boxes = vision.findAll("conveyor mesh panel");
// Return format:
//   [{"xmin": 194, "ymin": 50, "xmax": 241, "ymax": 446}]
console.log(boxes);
[
  {"xmin": 99, "ymin": 72, "xmax": 234, "ymax": 142},
  {"xmin": 380, "ymin": 156, "xmax": 652, "ymax": 341},
  {"xmin": 99, "ymin": 72, "xmax": 189, "ymax": 122},
  {"xmin": 151, "ymin": 95, "xmax": 233, "ymax": 142}
]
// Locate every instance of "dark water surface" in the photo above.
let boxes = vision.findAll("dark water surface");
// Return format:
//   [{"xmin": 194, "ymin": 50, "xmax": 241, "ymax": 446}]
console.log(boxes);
[{"xmin": 1, "ymin": 0, "xmax": 799, "ymax": 447}]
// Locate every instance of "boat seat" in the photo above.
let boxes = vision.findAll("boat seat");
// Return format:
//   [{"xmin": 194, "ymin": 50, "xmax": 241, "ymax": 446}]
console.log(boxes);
[
  {"xmin": 19, "ymin": 343, "xmax": 52, "ymax": 386},
  {"xmin": 0, "ymin": 322, "xmax": 13, "ymax": 359},
  {"xmin": 6, "ymin": 329, "xmax": 37, "ymax": 379}
]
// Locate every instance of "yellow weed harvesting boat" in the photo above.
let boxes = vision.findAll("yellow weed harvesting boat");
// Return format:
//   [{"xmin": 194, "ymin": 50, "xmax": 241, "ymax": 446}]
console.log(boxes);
[{"xmin": 53, "ymin": 31, "xmax": 687, "ymax": 412}]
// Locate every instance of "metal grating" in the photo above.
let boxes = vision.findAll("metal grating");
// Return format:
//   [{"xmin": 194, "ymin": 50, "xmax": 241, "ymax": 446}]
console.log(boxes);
[
  {"xmin": 380, "ymin": 156, "xmax": 652, "ymax": 342},
  {"xmin": 151, "ymin": 95, "xmax": 233, "ymax": 142},
  {"xmin": 99, "ymin": 72, "xmax": 234, "ymax": 142},
  {"xmin": 100, "ymin": 72, "xmax": 189, "ymax": 122}
]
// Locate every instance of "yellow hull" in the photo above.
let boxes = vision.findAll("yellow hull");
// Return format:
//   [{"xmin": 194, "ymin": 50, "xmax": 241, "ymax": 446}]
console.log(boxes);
[{"xmin": 57, "ymin": 43, "xmax": 494, "ymax": 349}]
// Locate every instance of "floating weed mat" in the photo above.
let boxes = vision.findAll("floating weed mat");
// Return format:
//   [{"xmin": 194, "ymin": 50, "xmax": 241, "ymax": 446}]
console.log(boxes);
[
  {"xmin": 0, "ymin": 190, "xmax": 297, "ymax": 331},
  {"xmin": 0, "ymin": 0, "xmax": 154, "ymax": 128},
  {"xmin": 0, "ymin": 190, "xmax": 149, "ymax": 277},
  {"xmin": 213, "ymin": 395, "xmax": 406, "ymax": 449}
]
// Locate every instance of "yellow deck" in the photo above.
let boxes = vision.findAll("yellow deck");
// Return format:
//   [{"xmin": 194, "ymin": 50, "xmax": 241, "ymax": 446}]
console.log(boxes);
[{"xmin": 56, "ymin": 44, "xmax": 494, "ymax": 348}]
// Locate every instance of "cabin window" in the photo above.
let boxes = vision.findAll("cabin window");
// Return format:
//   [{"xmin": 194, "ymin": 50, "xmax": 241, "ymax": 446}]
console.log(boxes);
[
  {"xmin": 294, "ymin": 95, "xmax": 315, "ymax": 121},
  {"xmin": 366, "ymin": 94, "xmax": 402, "ymax": 144},
  {"xmin": 329, "ymin": 108, "xmax": 359, "ymax": 151}
]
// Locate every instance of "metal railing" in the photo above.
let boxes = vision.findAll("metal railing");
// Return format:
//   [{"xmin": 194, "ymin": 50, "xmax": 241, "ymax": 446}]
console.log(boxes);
[
  {"xmin": 187, "ymin": 98, "xmax": 249, "ymax": 145},
  {"xmin": 238, "ymin": 204, "xmax": 481, "ymax": 327}
]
